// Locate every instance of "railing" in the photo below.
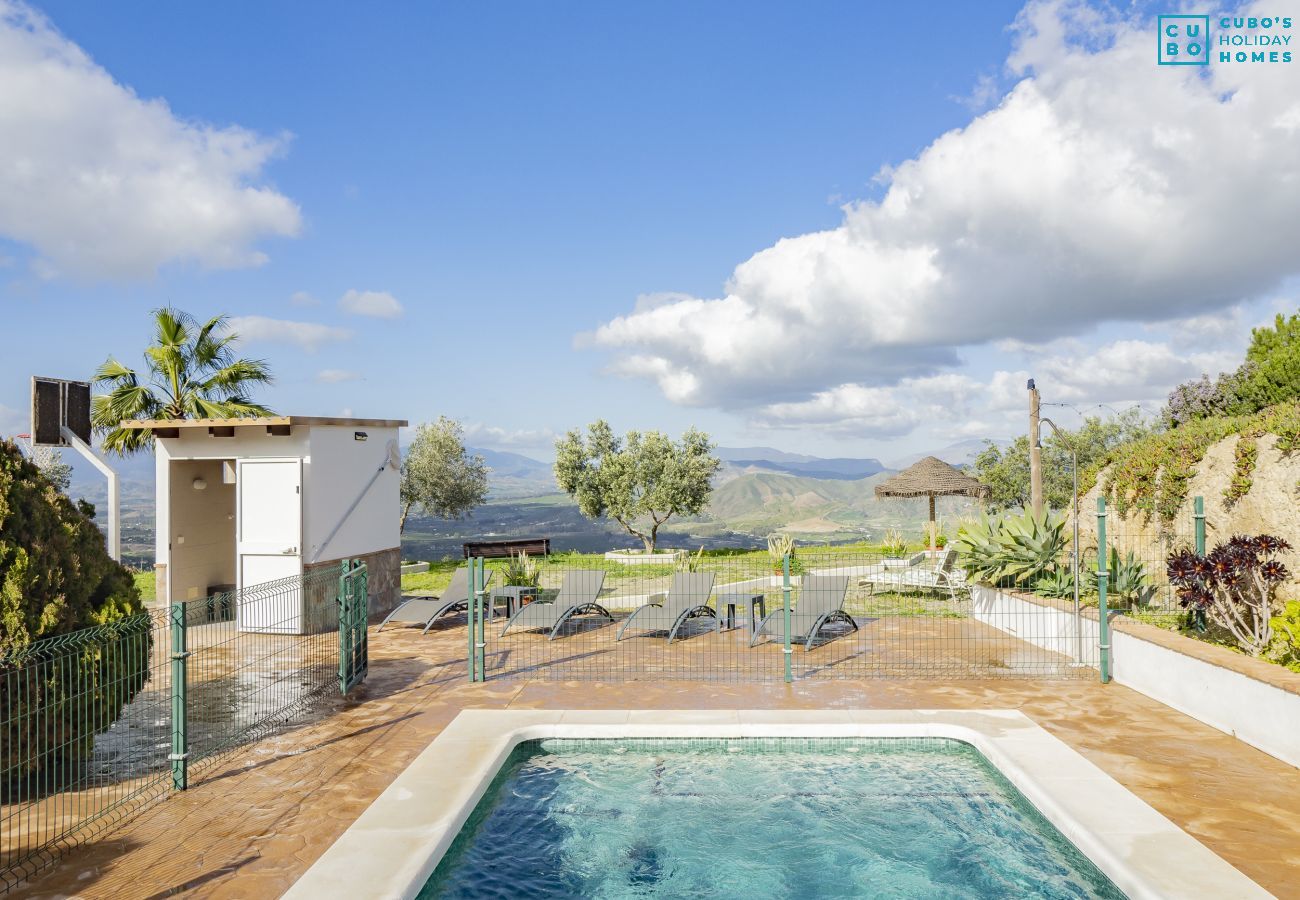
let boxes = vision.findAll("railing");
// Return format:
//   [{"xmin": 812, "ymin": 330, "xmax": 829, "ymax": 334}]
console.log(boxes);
[
  {"xmin": 464, "ymin": 547, "xmax": 1098, "ymax": 683},
  {"xmin": 0, "ymin": 563, "xmax": 367, "ymax": 892}
]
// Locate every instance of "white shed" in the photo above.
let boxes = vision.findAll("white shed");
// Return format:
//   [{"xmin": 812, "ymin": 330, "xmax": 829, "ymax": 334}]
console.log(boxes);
[{"xmin": 125, "ymin": 416, "xmax": 407, "ymax": 633}]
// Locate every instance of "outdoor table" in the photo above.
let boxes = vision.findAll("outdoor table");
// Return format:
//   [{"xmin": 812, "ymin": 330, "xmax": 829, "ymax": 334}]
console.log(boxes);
[
  {"xmin": 714, "ymin": 592, "xmax": 766, "ymax": 632},
  {"xmin": 488, "ymin": 586, "xmax": 541, "ymax": 621}
]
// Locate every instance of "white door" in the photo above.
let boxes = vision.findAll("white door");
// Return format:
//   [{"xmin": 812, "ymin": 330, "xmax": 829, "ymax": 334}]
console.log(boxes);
[{"xmin": 236, "ymin": 458, "xmax": 303, "ymax": 633}]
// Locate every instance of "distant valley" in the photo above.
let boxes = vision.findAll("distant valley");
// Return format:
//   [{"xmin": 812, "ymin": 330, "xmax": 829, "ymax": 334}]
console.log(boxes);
[{"xmin": 68, "ymin": 441, "xmax": 994, "ymax": 563}]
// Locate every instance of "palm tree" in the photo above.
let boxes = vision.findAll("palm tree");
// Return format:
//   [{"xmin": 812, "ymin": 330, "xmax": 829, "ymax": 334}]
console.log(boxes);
[{"xmin": 92, "ymin": 308, "xmax": 275, "ymax": 455}]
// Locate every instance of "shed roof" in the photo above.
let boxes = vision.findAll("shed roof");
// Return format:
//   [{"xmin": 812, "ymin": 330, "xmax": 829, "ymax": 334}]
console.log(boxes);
[
  {"xmin": 121, "ymin": 416, "xmax": 407, "ymax": 432},
  {"xmin": 874, "ymin": 456, "xmax": 991, "ymax": 499}
]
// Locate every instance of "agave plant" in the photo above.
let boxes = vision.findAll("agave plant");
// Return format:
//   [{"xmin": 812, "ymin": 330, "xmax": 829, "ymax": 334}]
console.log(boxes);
[
  {"xmin": 954, "ymin": 509, "xmax": 1067, "ymax": 588},
  {"xmin": 501, "ymin": 550, "xmax": 540, "ymax": 587},
  {"xmin": 1106, "ymin": 548, "xmax": 1154, "ymax": 608},
  {"xmin": 1167, "ymin": 534, "xmax": 1292, "ymax": 657},
  {"xmin": 1034, "ymin": 567, "xmax": 1077, "ymax": 599}
]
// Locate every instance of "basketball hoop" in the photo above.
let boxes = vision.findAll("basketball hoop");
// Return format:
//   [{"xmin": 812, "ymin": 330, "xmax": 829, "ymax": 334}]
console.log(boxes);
[{"xmin": 28, "ymin": 376, "xmax": 120, "ymax": 561}]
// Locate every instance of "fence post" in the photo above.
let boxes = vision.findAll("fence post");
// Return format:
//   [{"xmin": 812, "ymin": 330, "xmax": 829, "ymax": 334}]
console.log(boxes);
[
  {"xmin": 168, "ymin": 601, "xmax": 189, "ymax": 790},
  {"xmin": 782, "ymin": 553, "xmax": 793, "ymax": 683},
  {"xmin": 1194, "ymin": 495, "xmax": 1206, "ymax": 555},
  {"xmin": 473, "ymin": 556, "xmax": 483, "ymax": 681},
  {"xmin": 338, "ymin": 559, "xmax": 350, "ymax": 692},
  {"xmin": 475, "ymin": 557, "xmax": 487, "ymax": 681},
  {"xmin": 1096, "ymin": 497, "xmax": 1111, "ymax": 684}
]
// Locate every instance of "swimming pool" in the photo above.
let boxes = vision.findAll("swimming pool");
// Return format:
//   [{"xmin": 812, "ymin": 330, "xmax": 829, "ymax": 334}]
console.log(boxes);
[
  {"xmin": 424, "ymin": 737, "xmax": 1122, "ymax": 898},
  {"xmin": 284, "ymin": 710, "xmax": 1269, "ymax": 900}
]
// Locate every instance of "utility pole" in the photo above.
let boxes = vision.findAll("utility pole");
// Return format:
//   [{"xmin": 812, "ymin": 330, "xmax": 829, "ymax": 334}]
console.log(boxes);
[{"xmin": 1028, "ymin": 378, "xmax": 1043, "ymax": 518}]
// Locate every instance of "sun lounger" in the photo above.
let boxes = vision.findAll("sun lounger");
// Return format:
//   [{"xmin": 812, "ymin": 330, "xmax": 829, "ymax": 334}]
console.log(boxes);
[
  {"xmin": 750, "ymin": 574, "xmax": 854, "ymax": 651},
  {"xmin": 859, "ymin": 548, "xmax": 966, "ymax": 600},
  {"xmin": 615, "ymin": 573, "xmax": 716, "ymax": 643},
  {"xmin": 499, "ymin": 570, "xmax": 610, "ymax": 639},
  {"xmin": 378, "ymin": 567, "xmax": 492, "ymax": 634}
]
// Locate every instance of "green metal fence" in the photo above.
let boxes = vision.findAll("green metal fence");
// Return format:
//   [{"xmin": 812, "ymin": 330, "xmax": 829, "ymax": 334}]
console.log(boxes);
[
  {"xmin": 454, "ymin": 500, "xmax": 1209, "ymax": 686},
  {"xmin": 463, "ymin": 546, "xmax": 1101, "ymax": 683},
  {"xmin": 0, "ymin": 561, "xmax": 368, "ymax": 892}
]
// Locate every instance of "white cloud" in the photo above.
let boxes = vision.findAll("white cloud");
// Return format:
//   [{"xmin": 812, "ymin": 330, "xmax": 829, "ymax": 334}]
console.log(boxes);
[
  {"xmin": 463, "ymin": 423, "xmax": 558, "ymax": 450},
  {"xmin": 226, "ymin": 316, "xmax": 352, "ymax": 352},
  {"xmin": 0, "ymin": 1, "xmax": 300, "ymax": 279},
  {"xmin": 339, "ymin": 289, "xmax": 403, "ymax": 319},
  {"xmin": 754, "ymin": 374, "xmax": 980, "ymax": 438},
  {"xmin": 290, "ymin": 290, "xmax": 319, "ymax": 307},
  {"xmin": 1029, "ymin": 339, "xmax": 1239, "ymax": 409},
  {"xmin": 588, "ymin": 0, "xmax": 1300, "ymax": 413},
  {"xmin": 315, "ymin": 368, "xmax": 361, "ymax": 383}
]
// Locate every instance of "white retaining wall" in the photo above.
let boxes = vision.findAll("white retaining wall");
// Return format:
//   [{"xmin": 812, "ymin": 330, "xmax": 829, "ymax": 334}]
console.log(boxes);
[{"xmin": 972, "ymin": 586, "xmax": 1300, "ymax": 770}]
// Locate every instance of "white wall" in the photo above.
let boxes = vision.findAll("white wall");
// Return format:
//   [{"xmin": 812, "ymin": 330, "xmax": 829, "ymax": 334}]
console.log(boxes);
[
  {"xmin": 973, "ymin": 587, "xmax": 1300, "ymax": 770},
  {"xmin": 155, "ymin": 427, "xmax": 310, "ymax": 577},
  {"xmin": 304, "ymin": 425, "xmax": 400, "ymax": 563},
  {"xmin": 166, "ymin": 459, "xmax": 236, "ymax": 602}
]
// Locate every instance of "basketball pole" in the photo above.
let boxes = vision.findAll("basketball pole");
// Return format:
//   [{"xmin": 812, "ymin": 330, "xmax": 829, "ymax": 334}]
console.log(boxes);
[{"xmin": 61, "ymin": 426, "xmax": 120, "ymax": 562}]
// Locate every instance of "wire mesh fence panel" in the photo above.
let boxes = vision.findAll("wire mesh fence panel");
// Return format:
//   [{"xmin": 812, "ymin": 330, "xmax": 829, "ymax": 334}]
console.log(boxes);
[
  {"xmin": 1102, "ymin": 519, "xmax": 1198, "ymax": 634},
  {"xmin": 0, "ymin": 565, "xmax": 351, "ymax": 891},
  {"xmin": 185, "ymin": 568, "xmax": 342, "ymax": 773},
  {"xmin": 480, "ymin": 550, "xmax": 787, "ymax": 682},
  {"xmin": 475, "ymin": 548, "xmax": 1100, "ymax": 682},
  {"xmin": 1, "ymin": 611, "xmax": 170, "ymax": 890}
]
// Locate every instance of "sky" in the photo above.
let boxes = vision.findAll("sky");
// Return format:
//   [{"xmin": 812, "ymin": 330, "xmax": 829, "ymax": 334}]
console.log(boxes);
[{"xmin": 1, "ymin": 0, "xmax": 1297, "ymax": 464}]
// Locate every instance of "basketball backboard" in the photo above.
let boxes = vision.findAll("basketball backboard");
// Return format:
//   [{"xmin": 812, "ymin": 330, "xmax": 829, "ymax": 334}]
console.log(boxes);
[{"xmin": 31, "ymin": 376, "xmax": 91, "ymax": 446}]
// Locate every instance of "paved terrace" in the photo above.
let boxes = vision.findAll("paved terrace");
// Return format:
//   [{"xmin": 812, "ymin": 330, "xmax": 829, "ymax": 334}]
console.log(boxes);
[{"xmin": 16, "ymin": 618, "xmax": 1300, "ymax": 899}]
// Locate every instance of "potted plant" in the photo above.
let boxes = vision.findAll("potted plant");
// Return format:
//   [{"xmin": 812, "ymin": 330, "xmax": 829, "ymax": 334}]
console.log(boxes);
[
  {"xmin": 881, "ymin": 529, "xmax": 910, "ymax": 569},
  {"xmin": 767, "ymin": 533, "xmax": 799, "ymax": 576},
  {"xmin": 500, "ymin": 550, "xmax": 541, "ymax": 606}
]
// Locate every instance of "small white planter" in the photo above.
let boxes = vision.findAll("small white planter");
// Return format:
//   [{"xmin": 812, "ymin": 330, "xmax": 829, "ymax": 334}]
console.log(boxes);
[{"xmin": 604, "ymin": 549, "xmax": 687, "ymax": 565}]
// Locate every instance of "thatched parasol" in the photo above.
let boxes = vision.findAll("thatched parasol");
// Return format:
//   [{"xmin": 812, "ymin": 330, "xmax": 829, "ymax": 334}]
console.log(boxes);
[{"xmin": 874, "ymin": 456, "xmax": 991, "ymax": 551}]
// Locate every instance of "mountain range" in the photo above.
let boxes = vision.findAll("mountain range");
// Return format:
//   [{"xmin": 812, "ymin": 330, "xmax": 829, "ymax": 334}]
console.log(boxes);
[{"xmin": 64, "ymin": 439, "xmax": 997, "ymax": 559}]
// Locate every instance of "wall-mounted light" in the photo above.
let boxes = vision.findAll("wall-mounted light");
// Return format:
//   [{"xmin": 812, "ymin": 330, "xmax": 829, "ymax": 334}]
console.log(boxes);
[
  {"xmin": 354, "ymin": 431, "xmax": 368, "ymax": 442},
  {"xmin": 192, "ymin": 477, "xmax": 208, "ymax": 491}
]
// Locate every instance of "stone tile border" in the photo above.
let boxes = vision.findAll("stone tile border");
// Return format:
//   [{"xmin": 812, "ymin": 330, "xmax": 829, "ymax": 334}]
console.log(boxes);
[{"xmin": 284, "ymin": 709, "xmax": 1270, "ymax": 900}]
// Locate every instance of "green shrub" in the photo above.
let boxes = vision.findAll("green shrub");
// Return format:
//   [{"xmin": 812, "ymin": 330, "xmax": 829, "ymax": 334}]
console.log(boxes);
[
  {"xmin": 1085, "ymin": 400, "xmax": 1300, "ymax": 526},
  {"xmin": 1267, "ymin": 600, "xmax": 1300, "ymax": 672},
  {"xmin": 0, "ymin": 440, "xmax": 147, "ymax": 790}
]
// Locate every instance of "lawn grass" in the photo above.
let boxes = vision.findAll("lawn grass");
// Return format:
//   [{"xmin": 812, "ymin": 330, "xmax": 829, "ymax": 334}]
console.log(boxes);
[
  {"xmin": 134, "ymin": 570, "xmax": 156, "ymax": 603},
  {"xmin": 397, "ymin": 546, "xmax": 966, "ymax": 618}
]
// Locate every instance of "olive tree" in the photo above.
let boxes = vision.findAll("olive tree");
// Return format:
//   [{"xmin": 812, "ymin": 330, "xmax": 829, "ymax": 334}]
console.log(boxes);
[
  {"xmin": 554, "ymin": 420, "xmax": 720, "ymax": 553},
  {"xmin": 399, "ymin": 417, "xmax": 489, "ymax": 532}
]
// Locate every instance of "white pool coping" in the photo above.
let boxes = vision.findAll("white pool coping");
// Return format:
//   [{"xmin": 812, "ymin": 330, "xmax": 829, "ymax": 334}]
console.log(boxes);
[{"xmin": 284, "ymin": 710, "xmax": 1272, "ymax": 900}]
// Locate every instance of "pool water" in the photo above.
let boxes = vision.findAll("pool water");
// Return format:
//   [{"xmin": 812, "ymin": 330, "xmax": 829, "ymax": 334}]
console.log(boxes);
[{"xmin": 422, "ymin": 737, "xmax": 1125, "ymax": 899}]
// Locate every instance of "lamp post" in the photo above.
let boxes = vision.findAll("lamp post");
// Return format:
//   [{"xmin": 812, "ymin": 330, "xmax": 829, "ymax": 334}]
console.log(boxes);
[{"xmin": 1038, "ymin": 416, "xmax": 1082, "ymax": 664}]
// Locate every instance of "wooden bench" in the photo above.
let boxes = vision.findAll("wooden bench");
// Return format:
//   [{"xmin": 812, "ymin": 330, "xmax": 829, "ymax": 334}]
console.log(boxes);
[{"xmin": 462, "ymin": 538, "xmax": 551, "ymax": 559}]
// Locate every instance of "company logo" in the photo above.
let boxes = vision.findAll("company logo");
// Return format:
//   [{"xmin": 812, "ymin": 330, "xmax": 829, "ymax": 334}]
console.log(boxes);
[{"xmin": 1159, "ymin": 14, "xmax": 1210, "ymax": 65}]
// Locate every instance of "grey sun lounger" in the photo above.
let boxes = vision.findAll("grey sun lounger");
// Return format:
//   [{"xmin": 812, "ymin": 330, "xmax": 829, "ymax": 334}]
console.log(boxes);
[
  {"xmin": 499, "ymin": 570, "xmax": 610, "ymax": 640},
  {"xmin": 377, "ymin": 567, "xmax": 492, "ymax": 634},
  {"xmin": 750, "ymin": 574, "xmax": 854, "ymax": 651},
  {"xmin": 615, "ymin": 573, "xmax": 716, "ymax": 643}
]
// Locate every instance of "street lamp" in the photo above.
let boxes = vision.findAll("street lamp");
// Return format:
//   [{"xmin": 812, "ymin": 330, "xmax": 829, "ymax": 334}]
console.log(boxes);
[{"xmin": 1037, "ymin": 416, "xmax": 1083, "ymax": 664}]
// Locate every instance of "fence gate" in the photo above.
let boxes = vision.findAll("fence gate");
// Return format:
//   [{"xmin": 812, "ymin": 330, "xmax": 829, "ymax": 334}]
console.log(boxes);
[{"xmin": 338, "ymin": 559, "xmax": 369, "ymax": 694}]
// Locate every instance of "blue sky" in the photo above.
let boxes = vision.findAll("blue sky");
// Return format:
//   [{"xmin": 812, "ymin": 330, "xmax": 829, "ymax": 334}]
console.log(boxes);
[{"xmin": 1, "ymin": 0, "xmax": 1296, "ymax": 462}]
